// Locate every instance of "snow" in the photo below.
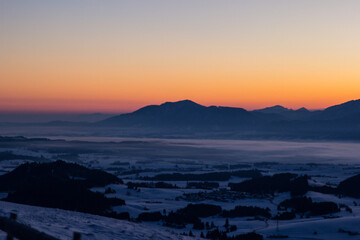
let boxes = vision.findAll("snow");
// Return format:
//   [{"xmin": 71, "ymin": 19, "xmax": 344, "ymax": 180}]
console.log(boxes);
[
  {"xmin": 2, "ymin": 137, "xmax": 360, "ymax": 239},
  {"xmin": 0, "ymin": 201, "xmax": 201, "ymax": 240},
  {"xmin": 260, "ymin": 216, "xmax": 360, "ymax": 239}
]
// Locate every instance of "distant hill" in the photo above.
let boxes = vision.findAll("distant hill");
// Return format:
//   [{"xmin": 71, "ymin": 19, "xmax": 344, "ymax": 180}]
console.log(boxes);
[
  {"xmin": 98, "ymin": 100, "xmax": 258, "ymax": 128},
  {"xmin": 254, "ymin": 105, "xmax": 291, "ymax": 114},
  {"xmin": 5, "ymin": 99, "xmax": 359, "ymax": 140},
  {"xmin": 321, "ymin": 99, "xmax": 360, "ymax": 120},
  {"xmin": 254, "ymin": 105, "xmax": 312, "ymax": 120},
  {"xmin": 0, "ymin": 160, "xmax": 125, "ymax": 216},
  {"xmin": 95, "ymin": 99, "xmax": 360, "ymax": 140},
  {"xmin": 98, "ymin": 99, "xmax": 324, "ymax": 127}
]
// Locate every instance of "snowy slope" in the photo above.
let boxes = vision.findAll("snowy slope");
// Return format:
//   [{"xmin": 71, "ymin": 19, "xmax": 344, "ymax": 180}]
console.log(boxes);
[
  {"xmin": 0, "ymin": 201, "xmax": 200, "ymax": 240},
  {"xmin": 260, "ymin": 216, "xmax": 360, "ymax": 240}
]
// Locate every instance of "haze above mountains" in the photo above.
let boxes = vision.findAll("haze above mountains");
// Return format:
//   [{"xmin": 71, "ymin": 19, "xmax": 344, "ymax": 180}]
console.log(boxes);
[{"xmin": 1, "ymin": 99, "xmax": 360, "ymax": 140}]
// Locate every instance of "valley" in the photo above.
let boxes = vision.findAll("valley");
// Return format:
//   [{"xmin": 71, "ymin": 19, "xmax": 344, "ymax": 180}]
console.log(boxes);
[{"xmin": 1, "ymin": 137, "xmax": 360, "ymax": 239}]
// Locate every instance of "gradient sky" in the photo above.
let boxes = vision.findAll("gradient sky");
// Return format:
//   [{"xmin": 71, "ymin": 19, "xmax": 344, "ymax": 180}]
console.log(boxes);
[{"xmin": 1, "ymin": 0, "xmax": 360, "ymax": 113}]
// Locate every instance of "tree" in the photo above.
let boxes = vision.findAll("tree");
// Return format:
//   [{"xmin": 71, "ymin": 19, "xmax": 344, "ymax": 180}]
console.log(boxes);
[
  {"xmin": 205, "ymin": 222, "xmax": 210, "ymax": 229},
  {"xmin": 224, "ymin": 218, "xmax": 229, "ymax": 229}
]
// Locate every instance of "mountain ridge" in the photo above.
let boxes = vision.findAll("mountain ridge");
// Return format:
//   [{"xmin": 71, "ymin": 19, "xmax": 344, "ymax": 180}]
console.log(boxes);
[
  {"xmin": 92, "ymin": 99, "xmax": 360, "ymax": 140},
  {"xmin": 99, "ymin": 99, "xmax": 253, "ymax": 127},
  {"xmin": 99, "ymin": 98, "xmax": 360, "ymax": 126},
  {"xmin": 4, "ymin": 99, "xmax": 359, "ymax": 140}
]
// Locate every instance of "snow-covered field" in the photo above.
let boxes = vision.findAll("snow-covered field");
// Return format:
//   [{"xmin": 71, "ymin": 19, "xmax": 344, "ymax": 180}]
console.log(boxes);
[
  {"xmin": 1, "ymin": 137, "xmax": 360, "ymax": 239},
  {"xmin": 0, "ymin": 201, "xmax": 199, "ymax": 240}
]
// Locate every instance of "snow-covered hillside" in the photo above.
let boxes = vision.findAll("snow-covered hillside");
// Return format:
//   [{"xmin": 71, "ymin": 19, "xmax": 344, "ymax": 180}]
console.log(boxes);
[
  {"xmin": 0, "ymin": 201, "xmax": 200, "ymax": 240},
  {"xmin": 2, "ymin": 137, "xmax": 360, "ymax": 239}
]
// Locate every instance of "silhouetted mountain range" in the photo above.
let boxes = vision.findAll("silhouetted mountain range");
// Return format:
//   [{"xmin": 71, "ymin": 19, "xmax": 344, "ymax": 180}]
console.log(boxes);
[
  {"xmin": 99, "ymin": 100, "xmax": 256, "ymax": 127},
  {"xmin": 2, "ymin": 99, "xmax": 359, "ymax": 140},
  {"xmin": 255, "ymin": 105, "xmax": 292, "ymax": 114},
  {"xmin": 322, "ymin": 99, "xmax": 360, "ymax": 120},
  {"xmin": 99, "ymin": 99, "xmax": 360, "ymax": 126},
  {"xmin": 254, "ymin": 105, "xmax": 312, "ymax": 120},
  {"xmin": 95, "ymin": 99, "xmax": 360, "ymax": 140}
]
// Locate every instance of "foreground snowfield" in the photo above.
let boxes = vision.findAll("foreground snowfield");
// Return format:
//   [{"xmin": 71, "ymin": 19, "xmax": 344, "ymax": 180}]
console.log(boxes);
[
  {"xmin": 260, "ymin": 216, "xmax": 360, "ymax": 240},
  {"xmin": 2, "ymin": 199, "xmax": 360, "ymax": 240},
  {"xmin": 2, "ymin": 138, "xmax": 360, "ymax": 239},
  {"xmin": 0, "ymin": 201, "xmax": 199, "ymax": 240}
]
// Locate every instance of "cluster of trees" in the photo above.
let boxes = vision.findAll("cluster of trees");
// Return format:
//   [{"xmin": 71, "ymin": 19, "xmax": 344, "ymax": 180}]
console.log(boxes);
[
  {"xmin": 136, "ymin": 204, "xmax": 220, "ymax": 228},
  {"xmin": 186, "ymin": 181, "xmax": 219, "ymax": 190},
  {"xmin": 6, "ymin": 180, "xmax": 125, "ymax": 215},
  {"xmin": 210, "ymin": 164, "xmax": 251, "ymax": 170},
  {"xmin": 127, "ymin": 181, "xmax": 220, "ymax": 190},
  {"xmin": 137, "ymin": 209, "xmax": 262, "ymax": 240},
  {"xmin": 229, "ymin": 173, "xmax": 309, "ymax": 196},
  {"xmin": 0, "ymin": 151, "xmax": 47, "ymax": 162},
  {"xmin": 110, "ymin": 161, "xmax": 130, "ymax": 166},
  {"xmin": 224, "ymin": 171, "xmax": 360, "ymax": 201},
  {"xmin": 104, "ymin": 187, "xmax": 116, "ymax": 194},
  {"xmin": 278, "ymin": 197, "xmax": 340, "ymax": 216},
  {"xmin": 221, "ymin": 206, "xmax": 271, "ymax": 219},
  {"xmin": 142, "ymin": 170, "xmax": 262, "ymax": 181},
  {"xmin": 0, "ymin": 161, "xmax": 126, "ymax": 218},
  {"xmin": 205, "ymin": 229, "xmax": 263, "ymax": 240},
  {"xmin": 136, "ymin": 197, "xmax": 344, "ymax": 236},
  {"xmin": 137, "ymin": 203, "xmax": 272, "ymax": 230},
  {"xmin": 0, "ymin": 160, "xmax": 123, "ymax": 191},
  {"xmin": 273, "ymin": 211, "xmax": 296, "ymax": 220},
  {"xmin": 300, "ymin": 172, "xmax": 360, "ymax": 199},
  {"xmin": 338, "ymin": 173, "xmax": 360, "ymax": 198},
  {"xmin": 127, "ymin": 181, "xmax": 178, "ymax": 189},
  {"xmin": 164, "ymin": 204, "xmax": 222, "ymax": 228},
  {"xmin": 229, "ymin": 164, "xmax": 252, "ymax": 170},
  {"xmin": 137, "ymin": 211, "xmax": 163, "ymax": 222}
]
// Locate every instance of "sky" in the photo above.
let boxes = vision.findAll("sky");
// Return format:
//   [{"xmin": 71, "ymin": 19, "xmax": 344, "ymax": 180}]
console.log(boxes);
[{"xmin": 1, "ymin": 0, "xmax": 360, "ymax": 113}]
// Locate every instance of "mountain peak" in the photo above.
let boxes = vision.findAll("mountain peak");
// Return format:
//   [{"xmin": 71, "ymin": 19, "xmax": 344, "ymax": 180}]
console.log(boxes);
[
  {"xmin": 323, "ymin": 99, "xmax": 360, "ymax": 118},
  {"xmin": 325, "ymin": 99, "xmax": 360, "ymax": 110},
  {"xmin": 99, "ymin": 99, "xmax": 252, "ymax": 127},
  {"xmin": 295, "ymin": 107, "xmax": 309, "ymax": 112},
  {"xmin": 161, "ymin": 100, "xmax": 202, "ymax": 108},
  {"xmin": 271, "ymin": 105, "xmax": 289, "ymax": 110},
  {"xmin": 255, "ymin": 105, "xmax": 290, "ymax": 114},
  {"xmin": 97, "ymin": 98, "xmax": 360, "ymax": 137}
]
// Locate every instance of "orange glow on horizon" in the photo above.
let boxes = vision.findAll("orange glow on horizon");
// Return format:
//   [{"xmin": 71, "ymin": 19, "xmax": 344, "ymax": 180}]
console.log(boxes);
[
  {"xmin": 1, "ymin": 1, "xmax": 360, "ymax": 113},
  {"xmin": 1, "ymin": 54, "xmax": 359, "ymax": 113}
]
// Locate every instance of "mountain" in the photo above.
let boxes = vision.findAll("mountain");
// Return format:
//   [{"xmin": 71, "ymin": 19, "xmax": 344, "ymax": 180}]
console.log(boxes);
[
  {"xmin": 98, "ymin": 100, "xmax": 257, "ymax": 128},
  {"xmin": 95, "ymin": 99, "xmax": 360, "ymax": 140},
  {"xmin": 254, "ymin": 105, "xmax": 312, "ymax": 120},
  {"xmin": 98, "ymin": 99, "xmax": 360, "ymax": 127},
  {"xmin": 6, "ymin": 99, "xmax": 358, "ymax": 140},
  {"xmin": 0, "ymin": 201, "xmax": 196, "ymax": 240},
  {"xmin": 255, "ymin": 105, "xmax": 290, "ymax": 114},
  {"xmin": 321, "ymin": 99, "xmax": 360, "ymax": 120},
  {"xmin": 98, "ymin": 99, "xmax": 323, "ymax": 128}
]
